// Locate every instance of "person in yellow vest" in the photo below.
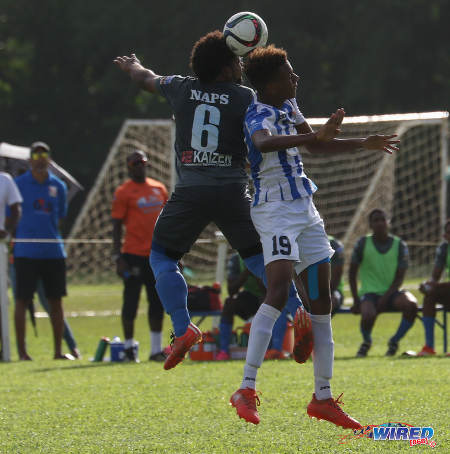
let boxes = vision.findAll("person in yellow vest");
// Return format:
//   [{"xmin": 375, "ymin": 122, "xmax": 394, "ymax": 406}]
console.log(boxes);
[
  {"xmin": 417, "ymin": 219, "xmax": 450, "ymax": 356},
  {"xmin": 349, "ymin": 209, "xmax": 418, "ymax": 357}
]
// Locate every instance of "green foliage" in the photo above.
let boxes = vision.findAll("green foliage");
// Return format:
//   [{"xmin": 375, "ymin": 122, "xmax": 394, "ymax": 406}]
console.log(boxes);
[{"xmin": 0, "ymin": 1, "xmax": 449, "ymax": 230}]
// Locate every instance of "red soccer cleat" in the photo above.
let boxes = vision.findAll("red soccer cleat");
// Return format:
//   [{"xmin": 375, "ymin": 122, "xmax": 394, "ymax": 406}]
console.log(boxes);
[
  {"xmin": 293, "ymin": 305, "xmax": 313, "ymax": 363},
  {"xmin": 307, "ymin": 393, "xmax": 362, "ymax": 430},
  {"xmin": 417, "ymin": 345, "xmax": 436, "ymax": 357},
  {"xmin": 163, "ymin": 323, "xmax": 202, "ymax": 370},
  {"xmin": 230, "ymin": 388, "xmax": 261, "ymax": 424}
]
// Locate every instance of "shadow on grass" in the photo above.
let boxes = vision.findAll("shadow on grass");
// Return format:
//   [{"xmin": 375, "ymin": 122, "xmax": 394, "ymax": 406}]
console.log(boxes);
[{"xmin": 32, "ymin": 361, "xmax": 143, "ymax": 373}]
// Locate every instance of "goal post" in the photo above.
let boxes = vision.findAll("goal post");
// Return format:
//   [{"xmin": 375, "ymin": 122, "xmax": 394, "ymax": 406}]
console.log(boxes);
[
  {"xmin": 67, "ymin": 112, "xmax": 449, "ymax": 284},
  {"xmin": 0, "ymin": 242, "xmax": 11, "ymax": 361},
  {"xmin": 305, "ymin": 112, "xmax": 449, "ymax": 276}
]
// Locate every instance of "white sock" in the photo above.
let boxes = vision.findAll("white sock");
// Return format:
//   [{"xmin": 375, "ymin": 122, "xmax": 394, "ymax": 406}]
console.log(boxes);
[
  {"xmin": 124, "ymin": 338, "xmax": 136, "ymax": 349},
  {"xmin": 151, "ymin": 331, "xmax": 162, "ymax": 355},
  {"xmin": 310, "ymin": 313, "xmax": 334, "ymax": 400},
  {"xmin": 241, "ymin": 304, "xmax": 281, "ymax": 389}
]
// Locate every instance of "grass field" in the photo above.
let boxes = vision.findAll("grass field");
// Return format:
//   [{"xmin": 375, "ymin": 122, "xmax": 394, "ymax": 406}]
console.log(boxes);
[{"xmin": 0, "ymin": 282, "xmax": 448, "ymax": 453}]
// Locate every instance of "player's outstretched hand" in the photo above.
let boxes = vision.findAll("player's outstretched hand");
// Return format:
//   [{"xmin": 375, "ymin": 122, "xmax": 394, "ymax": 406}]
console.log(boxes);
[
  {"xmin": 113, "ymin": 53, "xmax": 141, "ymax": 73},
  {"xmin": 316, "ymin": 108, "xmax": 345, "ymax": 141},
  {"xmin": 363, "ymin": 134, "xmax": 400, "ymax": 154}
]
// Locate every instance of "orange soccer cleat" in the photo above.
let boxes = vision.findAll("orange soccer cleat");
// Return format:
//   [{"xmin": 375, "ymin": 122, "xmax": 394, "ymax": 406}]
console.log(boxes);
[
  {"xmin": 230, "ymin": 388, "xmax": 261, "ymax": 424},
  {"xmin": 163, "ymin": 323, "xmax": 202, "ymax": 370},
  {"xmin": 307, "ymin": 393, "xmax": 362, "ymax": 430},
  {"xmin": 293, "ymin": 305, "xmax": 313, "ymax": 363}
]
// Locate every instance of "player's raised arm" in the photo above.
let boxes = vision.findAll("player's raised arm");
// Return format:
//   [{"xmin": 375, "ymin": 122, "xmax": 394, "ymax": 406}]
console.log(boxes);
[
  {"xmin": 113, "ymin": 53, "xmax": 159, "ymax": 93},
  {"xmin": 296, "ymin": 118, "xmax": 400, "ymax": 155},
  {"xmin": 251, "ymin": 109, "xmax": 343, "ymax": 153}
]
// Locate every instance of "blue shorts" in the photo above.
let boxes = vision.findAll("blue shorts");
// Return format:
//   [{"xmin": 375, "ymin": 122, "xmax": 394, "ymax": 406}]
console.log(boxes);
[{"xmin": 360, "ymin": 290, "xmax": 405, "ymax": 312}]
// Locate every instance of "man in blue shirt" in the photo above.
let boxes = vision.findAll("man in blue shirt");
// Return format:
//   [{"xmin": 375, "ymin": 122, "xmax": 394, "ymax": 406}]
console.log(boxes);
[{"xmin": 14, "ymin": 142, "xmax": 72, "ymax": 360}]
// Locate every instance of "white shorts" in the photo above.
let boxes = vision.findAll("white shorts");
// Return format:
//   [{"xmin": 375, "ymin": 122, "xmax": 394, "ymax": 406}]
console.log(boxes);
[{"xmin": 250, "ymin": 197, "xmax": 334, "ymax": 274}]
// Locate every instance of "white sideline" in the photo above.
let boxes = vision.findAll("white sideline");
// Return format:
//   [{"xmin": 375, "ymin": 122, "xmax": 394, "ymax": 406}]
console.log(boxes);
[{"xmin": 35, "ymin": 309, "xmax": 123, "ymax": 318}]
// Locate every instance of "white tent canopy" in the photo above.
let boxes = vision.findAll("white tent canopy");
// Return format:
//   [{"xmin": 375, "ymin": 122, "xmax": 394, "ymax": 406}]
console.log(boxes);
[{"xmin": 0, "ymin": 142, "xmax": 83, "ymax": 201}]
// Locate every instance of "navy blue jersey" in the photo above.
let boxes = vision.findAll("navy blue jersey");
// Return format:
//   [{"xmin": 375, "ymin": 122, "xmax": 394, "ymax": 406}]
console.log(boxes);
[{"xmin": 156, "ymin": 75, "xmax": 255, "ymax": 187}]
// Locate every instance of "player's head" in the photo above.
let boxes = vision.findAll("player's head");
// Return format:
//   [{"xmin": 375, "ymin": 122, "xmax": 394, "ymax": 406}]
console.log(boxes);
[
  {"xmin": 368, "ymin": 209, "xmax": 389, "ymax": 235},
  {"xmin": 127, "ymin": 149, "xmax": 148, "ymax": 182},
  {"xmin": 29, "ymin": 141, "xmax": 50, "ymax": 173},
  {"xmin": 190, "ymin": 30, "xmax": 242, "ymax": 84},
  {"xmin": 244, "ymin": 45, "xmax": 299, "ymax": 99}
]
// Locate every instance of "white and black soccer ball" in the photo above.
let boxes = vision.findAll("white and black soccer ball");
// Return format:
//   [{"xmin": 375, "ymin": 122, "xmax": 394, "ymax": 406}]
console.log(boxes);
[{"xmin": 223, "ymin": 12, "xmax": 268, "ymax": 57}]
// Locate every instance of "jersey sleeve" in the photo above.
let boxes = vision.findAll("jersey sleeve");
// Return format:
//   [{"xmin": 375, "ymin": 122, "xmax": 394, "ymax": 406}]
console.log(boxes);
[
  {"xmin": 5, "ymin": 175, "xmax": 23, "ymax": 206},
  {"xmin": 330, "ymin": 239, "xmax": 345, "ymax": 266},
  {"xmin": 288, "ymin": 98, "xmax": 306, "ymax": 125},
  {"xmin": 155, "ymin": 75, "xmax": 187, "ymax": 106},
  {"xmin": 111, "ymin": 186, "xmax": 127, "ymax": 220},
  {"xmin": 245, "ymin": 104, "xmax": 273, "ymax": 137},
  {"xmin": 351, "ymin": 237, "xmax": 365, "ymax": 265}
]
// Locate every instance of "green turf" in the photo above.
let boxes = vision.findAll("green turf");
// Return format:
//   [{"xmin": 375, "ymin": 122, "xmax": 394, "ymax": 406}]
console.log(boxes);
[{"xmin": 0, "ymin": 283, "xmax": 448, "ymax": 453}]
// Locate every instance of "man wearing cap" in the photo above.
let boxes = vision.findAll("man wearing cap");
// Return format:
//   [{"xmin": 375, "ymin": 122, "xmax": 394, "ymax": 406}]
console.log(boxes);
[
  {"xmin": 13, "ymin": 142, "xmax": 71, "ymax": 360},
  {"xmin": 112, "ymin": 150, "xmax": 168, "ymax": 362}
]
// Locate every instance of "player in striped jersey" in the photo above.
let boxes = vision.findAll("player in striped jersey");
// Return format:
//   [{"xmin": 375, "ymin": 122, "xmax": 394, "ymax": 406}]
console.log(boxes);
[
  {"xmin": 230, "ymin": 45, "xmax": 399, "ymax": 428},
  {"xmin": 114, "ymin": 33, "xmax": 304, "ymax": 372}
]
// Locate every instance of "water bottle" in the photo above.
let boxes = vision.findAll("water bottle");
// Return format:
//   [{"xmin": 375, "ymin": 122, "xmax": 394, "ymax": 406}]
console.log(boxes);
[{"xmin": 93, "ymin": 337, "xmax": 110, "ymax": 362}]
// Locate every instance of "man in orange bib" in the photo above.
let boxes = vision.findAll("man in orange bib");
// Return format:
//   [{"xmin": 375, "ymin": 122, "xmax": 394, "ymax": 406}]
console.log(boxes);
[{"xmin": 112, "ymin": 150, "xmax": 168, "ymax": 362}]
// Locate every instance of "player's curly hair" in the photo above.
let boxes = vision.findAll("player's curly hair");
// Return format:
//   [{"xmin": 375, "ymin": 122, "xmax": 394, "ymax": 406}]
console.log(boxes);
[
  {"xmin": 190, "ymin": 30, "xmax": 237, "ymax": 84},
  {"xmin": 244, "ymin": 45, "xmax": 287, "ymax": 91}
]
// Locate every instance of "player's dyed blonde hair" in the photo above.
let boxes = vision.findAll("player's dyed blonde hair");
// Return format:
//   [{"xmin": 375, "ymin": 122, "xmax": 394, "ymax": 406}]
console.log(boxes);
[
  {"xmin": 190, "ymin": 30, "xmax": 237, "ymax": 84},
  {"xmin": 244, "ymin": 45, "xmax": 287, "ymax": 91}
]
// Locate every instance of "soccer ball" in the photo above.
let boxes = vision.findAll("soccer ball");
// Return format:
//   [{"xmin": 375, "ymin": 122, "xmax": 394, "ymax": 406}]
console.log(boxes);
[{"xmin": 223, "ymin": 12, "xmax": 268, "ymax": 57}]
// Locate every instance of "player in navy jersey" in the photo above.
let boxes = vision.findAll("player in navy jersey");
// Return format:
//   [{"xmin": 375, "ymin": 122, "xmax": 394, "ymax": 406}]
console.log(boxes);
[
  {"xmin": 114, "ymin": 31, "xmax": 304, "ymax": 371},
  {"xmin": 230, "ymin": 45, "xmax": 399, "ymax": 427}
]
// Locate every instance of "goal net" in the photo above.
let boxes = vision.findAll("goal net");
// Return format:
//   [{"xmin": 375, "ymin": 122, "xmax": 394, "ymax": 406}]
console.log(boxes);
[
  {"xmin": 67, "ymin": 112, "xmax": 448, "ymax": 284},
  {"xmin": 67, "ymin": 119, "xmax": 222, "ymax": 284},
  {"xmin": 305, "ymin": 112, "xmax": 448, "ymax": 277}
]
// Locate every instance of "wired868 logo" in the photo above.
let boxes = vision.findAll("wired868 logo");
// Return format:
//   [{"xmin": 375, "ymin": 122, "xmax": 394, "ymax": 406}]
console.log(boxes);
[{"xmin": 339, "ymin": 422, "xmax": 436, "ymax": 448}]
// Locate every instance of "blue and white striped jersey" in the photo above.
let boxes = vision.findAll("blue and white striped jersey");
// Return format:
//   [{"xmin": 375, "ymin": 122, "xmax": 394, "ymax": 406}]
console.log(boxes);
[{"xmin": 244, "ymin": 98, "xmax": 317, "ymax": 206}]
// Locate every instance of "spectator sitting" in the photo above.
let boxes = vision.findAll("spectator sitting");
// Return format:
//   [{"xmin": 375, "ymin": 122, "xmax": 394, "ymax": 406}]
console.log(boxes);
[
  {"xmin": 216, "ymin": 252, "xmax": 297, "ymax": 360},
  {"xmin": 13, "ymin": 142, "xmax": 73, "ymax": 360},
  {"xmin": 349, "ymin": 209, "xmax": 418, "ymax": 357},
  {"xmin": 417, "ymin": 219, "xmax": 450, "ymax": 356},
  {"xmin": 216, "ymin": 252, "xmax": 265, "ymax": 361}
]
